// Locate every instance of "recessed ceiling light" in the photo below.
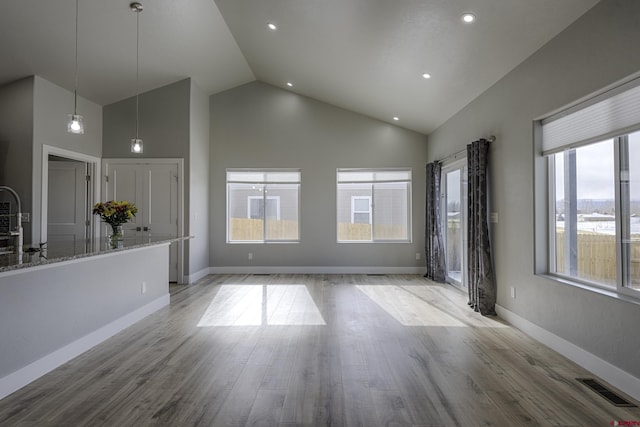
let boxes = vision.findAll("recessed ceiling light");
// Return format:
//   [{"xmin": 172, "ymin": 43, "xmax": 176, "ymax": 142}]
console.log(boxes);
[
  {"xmin": 286, "ymin": 82, "xmax": 293, "ymax": 87},
  {"xmin": 393, "ymin": 116, "xmax": 399, "ymax": 121},
  {"xmin": 462, "ymin": 13, "xmax": 476, "ymax": 23},
  {"xmin": 268, "ymin": 22, "xmax": 277, "ymax": 30},
  {"xmin": 422, "ymin": 73, "xmax": 432, "ymax": 79}
]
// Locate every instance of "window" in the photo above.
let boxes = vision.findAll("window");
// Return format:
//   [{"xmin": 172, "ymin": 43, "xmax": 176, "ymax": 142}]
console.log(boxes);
[
  {"xmin": 337, "ymin": 168, "xmax": 411, "ymax": 242},
  {"xmin": 550, "ymin": 139, "xmax": 617, "ymax": 287},
  {"xmin": 541, "ymin": 77, "xmax": 640, "ymax": 295},
  {"xmin": 227, "ymin": 169, "xmax": 300, "ymax": 242}
]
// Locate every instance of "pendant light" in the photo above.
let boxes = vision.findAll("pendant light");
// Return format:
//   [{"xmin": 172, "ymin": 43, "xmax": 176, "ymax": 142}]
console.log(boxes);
[
  {"xmin": 67, "ymin": 0, "xmax": 84, "ymax": 134},
  {"xmin": 130, "ymin": 2, "xmax": 143, "ymax": 153}
]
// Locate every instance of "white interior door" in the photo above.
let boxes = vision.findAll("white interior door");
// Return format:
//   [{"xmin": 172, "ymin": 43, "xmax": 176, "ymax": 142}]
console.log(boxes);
[
  {"xmin": 103, "ymin": 160, "xmax": 181, "ymax": 282},
  {"xmin": 104, "ymin": 164, "xmax": 144, "ymax": 233},
  {"xmin": 47, "ymin": 159, "xmax": 88, "ymax": 243}
]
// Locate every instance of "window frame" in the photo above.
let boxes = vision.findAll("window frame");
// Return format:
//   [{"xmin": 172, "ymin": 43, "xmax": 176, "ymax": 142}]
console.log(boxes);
[
  {"xmin": 538, "ymin": 74, "xmax": 640, "ymax": 300},
  {"xmin": 226, "ymin": 168, "xmax": 300, "ymax": 244},
  {"xmin": 336, "ymin": 168, "xmax": 412, "ymax": 243}
]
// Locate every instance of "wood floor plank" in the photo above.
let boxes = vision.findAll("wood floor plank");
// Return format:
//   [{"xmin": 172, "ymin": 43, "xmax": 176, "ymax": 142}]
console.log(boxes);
[{"xmin": 0, "ymin": 274, "xmax": 638, "ymax": 427}]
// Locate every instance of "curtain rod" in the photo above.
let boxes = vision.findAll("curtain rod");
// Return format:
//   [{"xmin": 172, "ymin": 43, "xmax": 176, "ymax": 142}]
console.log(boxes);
[{"xmin": 437, "ymin": 135, "xmax": 496, "ymax": 164}]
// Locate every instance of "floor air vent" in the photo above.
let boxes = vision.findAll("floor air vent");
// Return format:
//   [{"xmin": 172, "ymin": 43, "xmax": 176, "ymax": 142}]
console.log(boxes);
[{"xmin": 576, "ymin": 378, "xmax": 637, "ymax": 407}]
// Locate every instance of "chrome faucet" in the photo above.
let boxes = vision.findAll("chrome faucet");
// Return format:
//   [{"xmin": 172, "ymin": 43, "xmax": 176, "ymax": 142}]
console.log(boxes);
[{"xmin": 0, "ymin": 186, "xmax": 23, "ymax": 256}]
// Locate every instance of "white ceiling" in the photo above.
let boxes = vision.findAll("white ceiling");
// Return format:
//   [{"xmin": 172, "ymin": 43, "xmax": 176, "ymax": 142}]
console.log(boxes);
[{"xmin": 0, "ymin": 0, "xmax": 599, "ymax": 135}]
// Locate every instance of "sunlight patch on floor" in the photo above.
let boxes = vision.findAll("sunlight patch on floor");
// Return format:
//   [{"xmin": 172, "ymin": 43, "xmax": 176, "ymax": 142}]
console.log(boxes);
[
  {"xmin": 356, "ymin": 285, "xmax": 466, "ymax": 327},
  {"xmin": 197, "ymin": 284, "xmax": 326, "ymax": 326},
  {"xmin": 402, "ymin": 285, "xmax": 510, "ymax": 328}
]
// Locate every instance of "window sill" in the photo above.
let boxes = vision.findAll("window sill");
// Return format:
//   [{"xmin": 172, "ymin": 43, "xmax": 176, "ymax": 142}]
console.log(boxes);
[
  {"xmin": 539, "ymin": 273, "xmax": 640, "ymax": 307},
  {"xmin": 226, "ymin": 241, "xmax": 300, "ymax": 244},
  {"xmin": 337, "ymin": 240, "xmax": 413, "ymax": 244}
]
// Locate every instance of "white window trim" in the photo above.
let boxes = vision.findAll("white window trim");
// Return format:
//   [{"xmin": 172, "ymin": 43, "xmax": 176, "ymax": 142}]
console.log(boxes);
[
  {"xmin": 226, "ymin": 169, "xmax": 300, "ymax": 244},
  {"xmin": 336, "ymin": 168, "xmax": 412, "ymax": 243}
]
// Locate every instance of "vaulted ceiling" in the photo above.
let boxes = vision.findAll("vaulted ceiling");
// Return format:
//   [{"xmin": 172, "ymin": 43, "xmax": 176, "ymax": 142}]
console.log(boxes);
[{"xmin": 0, "ymin": 0, "xmax": 599, "ymax": 135}]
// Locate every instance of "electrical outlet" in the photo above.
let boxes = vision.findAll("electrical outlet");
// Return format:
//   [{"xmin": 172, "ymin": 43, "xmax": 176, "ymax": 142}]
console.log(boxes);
[
  {"xmin": 248, "ymin": 253, "xmax": 253, "ymax": 260},
  {"xmin": 415, "ymin": 252, "xmax": 421, "ymax": 260},
  {"xmin": 141, "ymin": 282, "xmax": 147, "ymax": 294},
  {"xmin": 490, "ymin": 212, "xmax": 498, "ymax": 223},
  {"xmin": 20, "ymin": 212, "xmax": 30, "ymax": 223}
]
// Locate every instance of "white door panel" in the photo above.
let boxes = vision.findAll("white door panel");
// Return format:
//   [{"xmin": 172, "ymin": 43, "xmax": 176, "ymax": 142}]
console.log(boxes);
[
  {"xmin": 146, "ymin": 164, "xmax": 178, "ymax": 233},
  {"xmin": 48, "ymin": 160, "xmax": 87, "ymax": 243},
  {"xmin": 108, "ymin": 165, "xmax": 144, "ymax": 232},
  {"xmin": 103, "ymin": 160, "xmax": 181, "ymax": 282}
]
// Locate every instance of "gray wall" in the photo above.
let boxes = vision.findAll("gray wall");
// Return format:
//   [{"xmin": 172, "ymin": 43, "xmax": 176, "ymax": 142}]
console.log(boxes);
[
  {"xmin": 0, "ymin": 78, "xmax": 34, "ymax": 240},
  {"xmin": 102, "ymin": 79, "xmax": 189, "ymax": 159},
  {"xmin": 188, "ymin": 81, "xmax": 211, "ymax": 277},
  {"xmin": 210, "ymin": 81, "xmax": 428, "ymax": 269},
  {"xmin": 32, "ymin": 76, "xmax": 103, "ymax": 244},
  {"xmin": 0, "ymin": 76, "xmax": 102, "ymax": 245},
  {"xmin": 103, "ymin": 78, "xmax": 212, "ymax": 278},
  {"xmin": 426, "ymin": 0, "xmax": 640, "ymax": 379}
]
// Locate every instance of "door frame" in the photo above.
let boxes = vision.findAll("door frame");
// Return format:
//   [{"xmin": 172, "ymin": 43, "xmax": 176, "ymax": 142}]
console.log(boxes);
[
  {"xmin": 40, "ymin": 145, "xmax": 101, "ymax": 245},
  {"xmin": 102, "ymin": 158, "xmax": 185, "ymax": 284},
  {"xmin": 441, "ymin": 157, "xmax": 468, "ymax": 290}
]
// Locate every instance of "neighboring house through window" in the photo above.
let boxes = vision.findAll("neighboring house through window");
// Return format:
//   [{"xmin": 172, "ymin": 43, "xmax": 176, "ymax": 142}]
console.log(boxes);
[
  {"xmin": 248, "ymin": 196, "xmax": 280, "ymax": 220},
  {"xmin": 351, "ymin": 196, "xmax": 371, "ymax": 224}
]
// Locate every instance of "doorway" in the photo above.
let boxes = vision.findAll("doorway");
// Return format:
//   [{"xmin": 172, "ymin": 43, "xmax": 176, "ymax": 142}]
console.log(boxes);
[
  {"xmin": 442, "ymin": 159, "xmax": 467, "ymax": 289},
  {"xmin": 40, "ymin": 145, "xmax": 101, "ymax": 247},
  {"xmin": 47, "ymin": 156, "xmax": 90, "ymax": 244},
  {"xmin": 102, "ymin": 158, "xmax": 184, "ymax": 283}
]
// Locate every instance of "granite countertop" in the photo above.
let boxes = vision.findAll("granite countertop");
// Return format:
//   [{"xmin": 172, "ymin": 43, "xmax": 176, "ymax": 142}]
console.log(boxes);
[{"xmin": 0, "ymin": 235, "xmax": 191, "ymax": 273}]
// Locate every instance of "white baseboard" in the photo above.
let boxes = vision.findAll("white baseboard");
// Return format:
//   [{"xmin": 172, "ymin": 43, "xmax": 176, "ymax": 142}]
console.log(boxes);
[
  {"xmin": 0, "ymin": 294, "xmax": 170, "ymax": 401},
  {"xmin": 209, "ymin": 266, "xmax": 427, "ymax": 275},
  {"xmin": 496, "ymin": 304, "xmax": 640, "ymax": 402},
  {"xmin": 187, "ymin": 267, "xmax": 211, "ymax": 284}
]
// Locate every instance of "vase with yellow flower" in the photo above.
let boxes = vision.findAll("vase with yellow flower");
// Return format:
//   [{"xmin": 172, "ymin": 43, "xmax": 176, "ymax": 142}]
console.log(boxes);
[{"xmin": 92, "ymin": 200, "xmax": 138, "ymax": 247}]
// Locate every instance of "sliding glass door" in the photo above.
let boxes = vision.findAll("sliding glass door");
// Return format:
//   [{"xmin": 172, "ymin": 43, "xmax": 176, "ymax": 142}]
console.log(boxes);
[{"xmin": 442, "ymin": 160, "xmax": 467, "ymax": 288}]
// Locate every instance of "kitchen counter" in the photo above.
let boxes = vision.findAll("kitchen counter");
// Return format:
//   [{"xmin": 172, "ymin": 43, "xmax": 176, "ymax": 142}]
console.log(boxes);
[
  {"xmin": 0, "ymin": 235, "xmax": 190, "ymax": 274},
  {"xmin": 0, "ymin": 234, "xmax": 191, "ymax": 399}
]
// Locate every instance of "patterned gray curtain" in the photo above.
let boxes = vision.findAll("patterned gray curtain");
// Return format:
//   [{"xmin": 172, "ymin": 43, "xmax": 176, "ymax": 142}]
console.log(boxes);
[
  {"xmin": 467, "ymin": 139, "xmax": 496, "ymax": 315},
  {"xmin": 425, "ymin": 162, "xmax": 446, "ymax": 282}
]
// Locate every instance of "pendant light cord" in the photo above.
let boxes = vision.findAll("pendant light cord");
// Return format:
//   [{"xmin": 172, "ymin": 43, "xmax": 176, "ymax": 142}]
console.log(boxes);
[
  {"xmin": 135, "ymin": 6, "xmax": 140, "ymax": 140},
  {"xmin": 73, "ymin": 0, "xmax": 79, "ymax": 115}
]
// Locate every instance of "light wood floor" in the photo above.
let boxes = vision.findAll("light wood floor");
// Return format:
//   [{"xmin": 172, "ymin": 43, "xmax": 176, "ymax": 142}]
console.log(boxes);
[{"xmin": 0, "ymin": 274, "xmax": 638, "ymax": 426}]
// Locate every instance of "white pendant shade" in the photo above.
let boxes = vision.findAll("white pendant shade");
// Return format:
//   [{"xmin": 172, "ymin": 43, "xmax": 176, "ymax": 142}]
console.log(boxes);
[
  {"xmin": 131, "ymin": 138, "xmax": 143, "ymax": 153},
  {"xmin": 67, "ymin": 114, "xmax": 84, "ymax": 134}
]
